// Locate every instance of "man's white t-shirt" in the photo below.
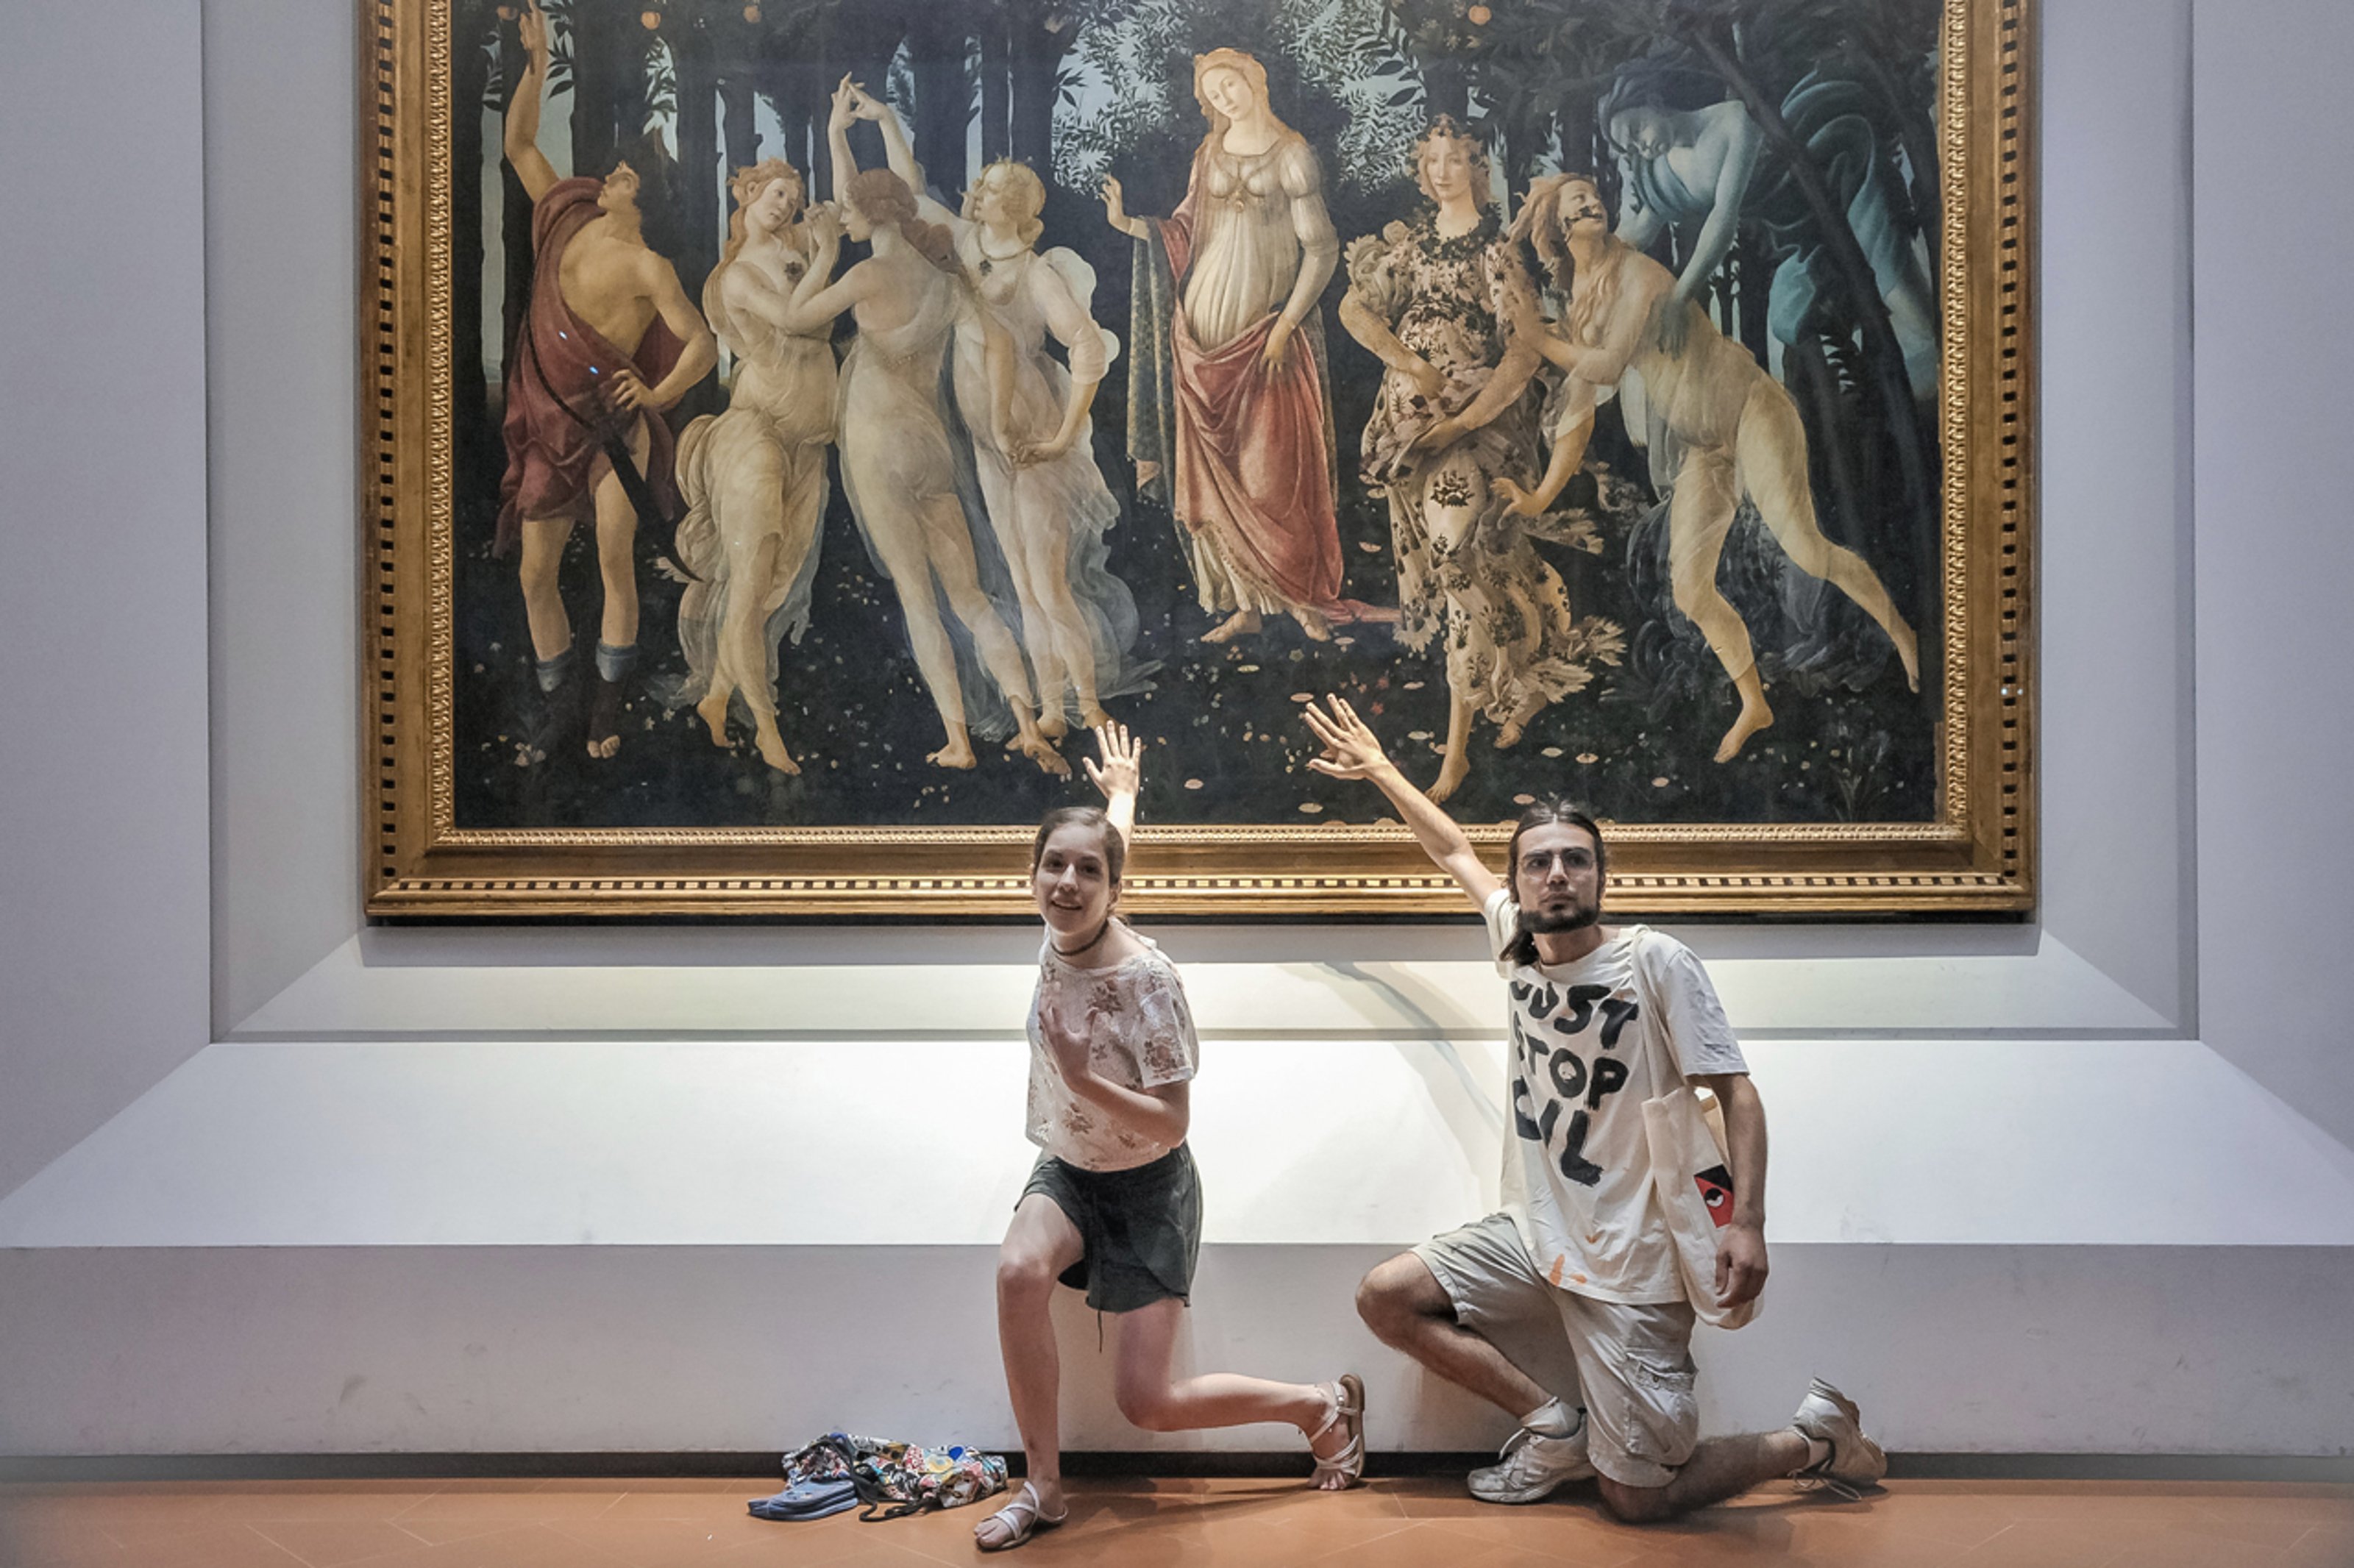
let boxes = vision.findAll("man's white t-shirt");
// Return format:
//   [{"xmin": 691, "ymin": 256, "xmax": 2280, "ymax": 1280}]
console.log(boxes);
[{"xmin": 1484, "ymin": 891, "xmax": 1749, "ymax": 1305}]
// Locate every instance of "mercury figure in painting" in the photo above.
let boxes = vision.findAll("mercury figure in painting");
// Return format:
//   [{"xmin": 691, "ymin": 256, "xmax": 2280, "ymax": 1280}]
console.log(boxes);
[
  {"xmin": 496, "ymin": 0, "xmax": 716, "ymax": 762},
  {"xmin": 668, "ymin": 158, "xmax": 836, "ymax": 775},
  {"xmin": 1340, "ymin": 118, "xmax": 1624, "ymax": 803},
  {"xmin": 1104, "ymin": 49, "xmax": 1347, "ymax": 645},
  {"xmin": 847, "ymin": 83, "xmax": 1139, "ymax": 741},
  {"xmin": 774, "ymin": 82, "xmax": 1066, "ymax": 776},
  {"xmin": 1500, "ymin": 174, "xmax": 1919, "ymax": 763}
]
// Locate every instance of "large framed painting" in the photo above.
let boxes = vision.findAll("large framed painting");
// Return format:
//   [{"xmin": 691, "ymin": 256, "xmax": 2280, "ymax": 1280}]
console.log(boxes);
[{"xmin": 363, "ymin": 0, "xmax": 2034, "ymax": 917}]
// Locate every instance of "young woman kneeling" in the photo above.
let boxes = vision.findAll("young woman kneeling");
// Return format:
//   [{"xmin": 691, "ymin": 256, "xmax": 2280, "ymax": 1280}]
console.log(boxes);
[{"xmin": 978, "ymin": 724, "xmax": 1366, "ymax": 1550}]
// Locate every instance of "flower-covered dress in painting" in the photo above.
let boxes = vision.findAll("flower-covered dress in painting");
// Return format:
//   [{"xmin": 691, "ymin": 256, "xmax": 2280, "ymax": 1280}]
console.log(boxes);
[{"xmin": 1349, "ymin": 213, "xmax": 1622, "ymax": 727}]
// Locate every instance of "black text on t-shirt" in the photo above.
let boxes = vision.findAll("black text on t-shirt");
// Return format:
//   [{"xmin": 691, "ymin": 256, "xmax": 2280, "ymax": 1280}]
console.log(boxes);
[{"xmin": 1509, "ymin": 980, "xmax": 1639, "ymax": 1189}]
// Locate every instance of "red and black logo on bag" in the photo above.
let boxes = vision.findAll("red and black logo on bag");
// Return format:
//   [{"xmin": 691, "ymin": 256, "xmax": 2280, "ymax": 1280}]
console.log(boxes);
[{"xmin": 1694, "ymin": 1165, "xmax": 1735, "ymax": 1227}]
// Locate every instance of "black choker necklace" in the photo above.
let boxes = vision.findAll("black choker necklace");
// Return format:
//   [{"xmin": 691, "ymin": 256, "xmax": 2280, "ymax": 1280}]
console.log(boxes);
[{"xmin": 1051, "ymin": 916, "xmax": 1114, "ymax": 958}]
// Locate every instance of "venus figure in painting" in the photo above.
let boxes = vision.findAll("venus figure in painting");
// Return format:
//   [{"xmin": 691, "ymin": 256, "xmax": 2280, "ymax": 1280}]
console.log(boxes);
[
  {"xmin": 775, "ymin": 85, "xmax": 1065, "ymax": 776},
  {"xmin": 847, "ymin": 85, "xmax": 1139, "ymax": 741},
  {"xmin": 1300, "ymin": 694, "xmax": 1887, "ymax": 1522},
  {"xmin": 667, "ymin": 158, "xmax": 836, "ymax": 776},
  {"xmin": 975, "ymin": 723, "xmax": 1366, "ymax": 1551},
  {"xmin": 1103, "ymin": 49, "xmax": 1348, "ymax": 646},
  {"xmin": 1499, "ymin": 174, "xmax": 1919, "ymax": 763},
  {"xmin": 496, "ymin": 1, "xmax": 716, "ymax": 762},
  {"xmin": 1339, "ymin": 118, "xmax": 1624, "ymax": 804}
]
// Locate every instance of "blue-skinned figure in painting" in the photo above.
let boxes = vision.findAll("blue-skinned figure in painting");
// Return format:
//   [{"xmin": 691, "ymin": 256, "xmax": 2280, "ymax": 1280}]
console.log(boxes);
[
  {"xmin": 1499, "ymin": 174, "xmax": 1919, "ymax": 764},
  {"xmin": 1601, "ymin": 65, "xmax": 1937, "ymax": 399}
]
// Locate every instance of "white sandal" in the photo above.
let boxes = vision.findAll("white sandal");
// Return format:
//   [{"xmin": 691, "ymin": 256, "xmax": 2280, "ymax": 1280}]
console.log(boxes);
[
  {"xmin": 975, "ymin": 1481, "xmax": 1067, "ymax": 1552},
  {"xmin": 1308, "ymin": 1374, "xmax": 1367, "ymax": 1490}
]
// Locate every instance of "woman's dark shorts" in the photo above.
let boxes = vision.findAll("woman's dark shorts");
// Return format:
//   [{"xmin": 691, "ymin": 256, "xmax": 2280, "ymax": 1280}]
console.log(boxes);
[{"xmin": 1020, "ymin": 1144, "xmax": 1201, "ymax": 1314}]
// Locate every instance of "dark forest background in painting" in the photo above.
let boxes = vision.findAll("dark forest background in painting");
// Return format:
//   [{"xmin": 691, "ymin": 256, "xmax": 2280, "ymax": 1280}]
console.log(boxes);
[{"xmin": 447, "ymin": 0, "xmax": 1944, "ymax": 832}]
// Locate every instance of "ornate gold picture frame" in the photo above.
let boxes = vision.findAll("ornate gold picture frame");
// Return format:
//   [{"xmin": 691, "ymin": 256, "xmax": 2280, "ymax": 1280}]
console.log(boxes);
[{"xmin": 364, "ymin": 0, "xmax": 2033, "ymax": 918}]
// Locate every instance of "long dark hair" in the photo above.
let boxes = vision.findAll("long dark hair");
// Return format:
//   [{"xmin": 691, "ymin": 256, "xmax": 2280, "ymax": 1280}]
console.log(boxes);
[
  {"xmin": 1031, "ymin": 805, "xmax": 1125, "ymax": 885},
  {"xmin": 1503, "ymin": 797, "xmax": 1607, "ymax": 966}
]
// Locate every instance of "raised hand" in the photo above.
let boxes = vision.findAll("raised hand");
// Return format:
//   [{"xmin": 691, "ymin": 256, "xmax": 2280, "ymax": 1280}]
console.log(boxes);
[
  {"xmin": 1101, "ymin": 175, "xmax": 1139, "ymax": 236},
  {"xmin": 846, "ymin": 81, "xmax": 889, "ymax": 122},
  {"xmin": 517, "ymin": 1, "xmax": 550, "ymax": 65},
  {"xmin": 828, "ymin": 74, "xmax": 860, "ymax": 133},
  {"xmin": 1301, "ymin": 695, "xmax": 1391, "ymax": 780},
  {"xmin": 1083, "ymin": 721, "xmax": 1142, "ymax": 802}
]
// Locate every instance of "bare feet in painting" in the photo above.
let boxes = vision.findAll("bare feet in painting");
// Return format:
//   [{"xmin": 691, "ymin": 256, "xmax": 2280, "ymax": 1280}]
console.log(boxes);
[
  {"xmin": 1291, "ymin": 605, "xmax": 1334, "ymax": 643},
  {"xmin": 696, "ymin": 687, "xmax": 733, "ymax": 749},
  {"xmin": 1430, "ymin": 751, "xmax": 1470, "ymax": 804},
  {"xmin": 1715, "ymin": 668, "xmax": 1775, "ymax": 763},
  {"xmin": 753, "ymin": 719, "xmax": 799, "ymax": 775},
  {"xmin": 1010, "ymin": 728, "xmax": 1073, "ymax": 777},
  {"xmin": 1202, "ymin": 610, "xmax": 1262, "ymax": 644},
  {"xmin": 929, "ymin": 734, "xmax": 980, "ymax": 769},
  {"xmin": 1078, "ymin": 702, "xmax": 1114, "ymax": 732},
  {"xmin": 1495, "ymin": 696, "xmax": 1548, "ymax": 750},
  {"xmin": 1036, "ymin": 707, "xmax": 1070, "ymax": 741},
  {"xmin": 587, "ymin": 674, "xmax": 627, "ymax": 760}
]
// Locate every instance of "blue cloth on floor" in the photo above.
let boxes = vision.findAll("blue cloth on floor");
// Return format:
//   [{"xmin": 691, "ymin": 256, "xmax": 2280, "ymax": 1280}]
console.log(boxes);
[{"xmin": 748, "ymin": 1477, "xmax": 858, "ymax": 1522}]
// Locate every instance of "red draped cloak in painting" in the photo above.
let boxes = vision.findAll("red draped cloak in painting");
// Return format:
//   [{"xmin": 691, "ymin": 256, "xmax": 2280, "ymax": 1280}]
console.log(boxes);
[
  {"xmin": 496, "ymin": 177, "xmax": 682, "ymax": 557},
  {"xmin": 1154, "ymin": 164, "xmax": 1345, "ymax": 617}
]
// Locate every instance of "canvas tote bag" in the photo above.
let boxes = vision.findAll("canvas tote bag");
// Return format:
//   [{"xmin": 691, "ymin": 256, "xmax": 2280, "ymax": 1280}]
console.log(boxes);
[{"xmin": 1632, "ymin": 930, "xmax": 1760, "ymax": 1330}]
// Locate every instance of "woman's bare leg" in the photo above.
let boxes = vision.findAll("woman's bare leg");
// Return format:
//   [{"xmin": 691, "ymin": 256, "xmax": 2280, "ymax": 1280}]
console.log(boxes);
[
  {"xmin": 922, "ymin": 497, "xmax": 1068, "ymax": 777},
  {"xmin": 1017, "ymin": 514, "xmax": 1104, "ymax": 732},
  {"xmin": 864, "ymin": 501, "xmax": 973, "ymax": 767},
  {"xmin": 1665, "ymin": 452, "xmax": 1769, "ymax": 762},
  {"xmin": 1737, "ymin": 385, "xmax": 1919, "ymax": 692},
  {"xmin": 980, "ymin": 1195, "xmax": 1086, "ymax": 1548},
  {"xmin": 1423, "ymin": 477, "xmax": 1487, "ymax": 802},
  {"xmin": 1432, "ymin": 689, "xmax": 1475, "ymax": 803},
  {"xmin": 1109, "ymin": 1300, "xmax": 1357, "ymax": 1490},
  {"xmin": 709, "ymin": 533, "xmax": 797, "ymax": 773}
]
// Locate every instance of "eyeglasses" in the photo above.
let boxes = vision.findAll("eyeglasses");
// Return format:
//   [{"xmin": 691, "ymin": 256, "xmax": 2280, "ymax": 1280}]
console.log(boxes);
[{"xmin": 1518, "ymin": 849, "xmax": 1596, "ymax": 877}]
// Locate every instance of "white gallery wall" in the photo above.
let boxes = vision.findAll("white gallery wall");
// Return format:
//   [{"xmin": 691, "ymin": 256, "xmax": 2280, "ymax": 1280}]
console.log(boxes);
[{"xmin": 1, "ymin": 0, "xmax": 2351, "ymax": 1458}]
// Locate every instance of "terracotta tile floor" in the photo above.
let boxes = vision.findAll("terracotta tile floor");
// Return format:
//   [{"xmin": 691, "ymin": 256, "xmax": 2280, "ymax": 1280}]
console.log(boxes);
[{"xmin": 3, "ymin": 1475, "xmax": 2349, "ymax": 1568}]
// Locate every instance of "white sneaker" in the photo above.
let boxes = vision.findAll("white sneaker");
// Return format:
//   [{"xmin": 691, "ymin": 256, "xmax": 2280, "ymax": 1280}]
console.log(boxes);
[
  {"xmin": 1791, "ymin": 1378, "xmax": 1886, "ymax": 1497},
  {"xmin": 1468, "ymin": 1402, "xmax": 1596, "ymax": 1503}
]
